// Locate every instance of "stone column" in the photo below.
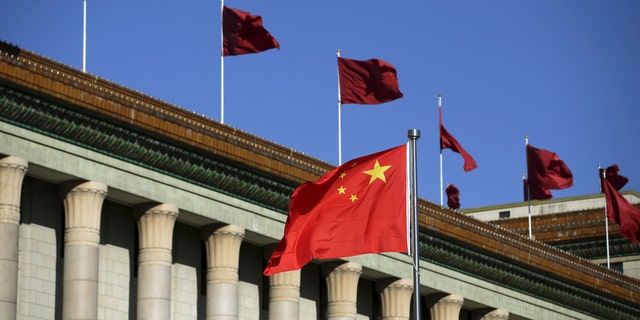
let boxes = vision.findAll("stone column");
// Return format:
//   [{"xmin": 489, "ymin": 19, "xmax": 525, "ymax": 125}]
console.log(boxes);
[
  {"xmin": 323, "ymin": 261, "xmax": 362, "ymax": 320},
  {"xmin": 0, "ymin": 156, "xmax": 27, "ymax": 320},
  {"xmin": 377, "ymin": 278, "xmax": 413, "ymax": 320},
  {"xmin": 428, "ymin": 294, "xmax": 464, "ymax": 320},
  {"xmin": 268, "ymin": 269, "xmax": 300, "ymax": 320},
  {"xmin": 60, "ymin": 180, "xmax": 108, "ymax": 320},
  {"xmin": 136, "ymin": 203, "xmax": 179, "ymax": 320},
  {"xmin": 202, "ymin": 224, "xmax": 245, "ymax": 320}
]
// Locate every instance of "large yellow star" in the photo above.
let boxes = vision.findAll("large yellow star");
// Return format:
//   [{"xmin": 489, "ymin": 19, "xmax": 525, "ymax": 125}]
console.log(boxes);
[
  {"xmin": 363, "ymin": 160, "xmax": 391, "ymax": 184},
  {"xmin": 337, "ymin": 185, "xmax": 346, "ymax": 194}
]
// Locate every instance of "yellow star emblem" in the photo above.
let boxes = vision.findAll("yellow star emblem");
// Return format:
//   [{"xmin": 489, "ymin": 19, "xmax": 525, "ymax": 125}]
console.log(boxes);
[
  {"xmin": 337, "ymin": 186, "xmax": 346, "ymax": 194},
  {"xmin": 339, "ymin": 172, "xmax": 347, "ymax": 179},
  {"xmin": 363, "ymin": 160, "xmax": 392, "ymax": 184},
  {"xmin": 349, "ymin": 194, "xmax": 358, "ymax": 202}
]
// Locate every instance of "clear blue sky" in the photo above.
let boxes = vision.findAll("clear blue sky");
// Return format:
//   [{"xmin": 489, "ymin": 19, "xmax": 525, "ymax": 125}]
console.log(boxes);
[{"xmin": 2, "ymin": 1, "xmax": 639, "ymax": 209}]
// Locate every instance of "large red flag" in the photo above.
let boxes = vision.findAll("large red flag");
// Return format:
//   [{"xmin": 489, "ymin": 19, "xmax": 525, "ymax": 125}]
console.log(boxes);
[
  {"xmin": 599, "ymin": 164, "xmax": 629, "ymax": 192},
  {"xmin": 603, "ymin": 178, "xmax": 640, "ymax": 243},
  {"xmin": 223, "ymin": 6, "xmax": 280, "ymax": 56},
  {"xmin": 264, "ymin": 144, "xmax": 408, "ymax": 276},
  {"xmin": 439, "ymin": 110, "xmax": 477, "ymax": 171},
  {"xmin": 526, "ymin": 144, "xmax": 573, "ymax": 190},
  {"xmin": 446, "ymin": 184, "xmax": 461, "ymax": 210},
  {"xmin": 338, "ymin": 57, "xmax": 403, "ymax": 104}
]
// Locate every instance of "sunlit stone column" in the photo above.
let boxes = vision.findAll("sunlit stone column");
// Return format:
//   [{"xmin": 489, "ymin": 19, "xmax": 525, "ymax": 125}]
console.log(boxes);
[
  {"xmin": 323, "ymin": 261, "xmax": 362, "ymax": 320},
  {"xmin": 202, "ymin": 224, "xmax": 245, "ymax": 320},
  {"xmin": 378, "ymin": 278, "xmax": 413, "ymax": 320},
  {"xmin": 136, "ymin": 203, "xmax": 179, "ymax": 320},
  {"xmin": 0, "ymin": 156, "xmax": 27, "ymax": 320},
  {"xmin": 429, "ymin": 294, "xmax": 464, "ymax": 320},
  {"xmin": 268, "ymin": 269, "xmax": 300, "ymax": 320},
  {"xmin": 60, "ymin": 180, "xmax": 108, "ymax": 320},
  {"xmin": 483, "ymin": 309, "xmax": 509, "ymax": 320}
]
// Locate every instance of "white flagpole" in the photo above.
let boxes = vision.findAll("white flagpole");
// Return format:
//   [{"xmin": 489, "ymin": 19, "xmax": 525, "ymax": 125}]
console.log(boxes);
[
  {"xmin": 220, "ymin": 0, "xmax": 225, "ymax": 124},
  {"xmin": 439, "ymin": 94, "xmax": 443, "ymax": 206},
  {"xmin": 83, "ymin": 0, "xmax": 87, "ymax": 72},
  {"xmin": 337, "ymin": 49, "xmax": 342, "ymax": 165},
  {"xmin": 525, "ymin": 136, "xmax": 533, "ymax": 239},
  {"xmin": 407, "ymin": 129, "xmax": 421, "ymax": 320},
  {"xmin": 600, "ymin": 164, "xmax": 611, "ymax": 268}
]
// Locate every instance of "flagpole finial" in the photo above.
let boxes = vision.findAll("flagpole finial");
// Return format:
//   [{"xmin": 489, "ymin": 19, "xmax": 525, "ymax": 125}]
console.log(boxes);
[
  {"xmin": 337, "ymin": 48, "xmax": 340, "ymax": 54},
  {"xmin": 408, "ymin": 129, "xmax": 420, "ymax": 139},
  {"xmin": 438, "ymin": 93, "xmax": 442, "ymax": 97}
]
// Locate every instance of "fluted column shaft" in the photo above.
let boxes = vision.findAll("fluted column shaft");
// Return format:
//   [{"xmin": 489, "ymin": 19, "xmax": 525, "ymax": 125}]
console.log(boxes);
[
  {"xmin": 430, "ymin": 294, "xmax": 464, "ymax": 320},
  {"xmin": 268, "ymin": 269, "xmax": 300, "ymax": 320},
  {"xmin": 323, "ymin": 261, "xmax": 362, "ymax": 320},
  {"xmin": 202, "ymin": 224, "xmax": 244, "ymax": 320},
  {"xmin": 136, "ymin": 203, "xmax": 179, "ymax": 320},
  {"xmin": 0, "ymin": 156, "xmax": 28, "ymax": 320},
  {"xmin": 60, "ymin": 180, "xmax": 108, "ymax": 320},
  {"xmin": 379, "ymin": 279, "xmax": 413, "ymax": 320}
]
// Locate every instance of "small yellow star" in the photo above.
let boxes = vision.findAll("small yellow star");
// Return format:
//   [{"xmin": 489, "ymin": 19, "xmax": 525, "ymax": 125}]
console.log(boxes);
[
  {"xmin": 363, "ymin": 160, "xmax": 391, "ymax": 184},
  {"xmin": 339, "ymin": 172, "xmax": 347, "ymax": 179},
  {"xmin": 337, "ymin": 186, "xmax": 346, "ymax": 194},
  {"xmin": 349, "ymin": 194, "xmax": 358, "ymax": 202}
]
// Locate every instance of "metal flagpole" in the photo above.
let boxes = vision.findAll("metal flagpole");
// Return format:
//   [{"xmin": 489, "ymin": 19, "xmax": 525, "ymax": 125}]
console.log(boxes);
[
  {"xmin": 408, "ymin": 129, "xmax": 421, "ymax": 320},
  {"xmin": 337, "ymin": 49, "xmax": 342, "ymax": 165},
  {"xmin": 600, "ymin": 164, "xmax": 611, "ymax": 268},
  {"xmin": 83, "ymin": 0, "xmax": 87, "ymax": 72},
  {"xmin": 438, "ymin": 94, "xmax": 443, "ymax": 206},
  {"xmin": 220, "ymin": 0, "xmax": 225, "ymax": 124},
  {"xmin": 525, "ymin": 136, "xmax": 533, "ymax": 239}
]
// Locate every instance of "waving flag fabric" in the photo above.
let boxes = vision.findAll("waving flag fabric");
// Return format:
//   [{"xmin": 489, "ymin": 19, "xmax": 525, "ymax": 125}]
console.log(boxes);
[
  {"xmin": 526, "ymin": 144, "xmax": 573, "ymax": 191},
  {"xmin": 440, "ymin": 123, "xmax": 477, "ymax": 172},
  {"xmin": 338, "ymin": 57, "xmax": 403, "ymax": 104},
  {"xmin": 223, "ymin": 6, "xmax": 280, "ymax": 56},
  {"xmin": 603, "ymin": 177, "xmax": 640, "ymax": 243},
  {"xmin": 600, "ymin": 164, "xmax": 629, "ymax": 192},
  {"xmin": 264, "ymin": 144, "xmax": 408, "ymax": 276},
  {"xmin": 523, "ymin": 178, "xmax": 552, "ymax": 201},
  {"xmin": 446, "ymin": 184, "xmax": 461, "ymax": 209}
]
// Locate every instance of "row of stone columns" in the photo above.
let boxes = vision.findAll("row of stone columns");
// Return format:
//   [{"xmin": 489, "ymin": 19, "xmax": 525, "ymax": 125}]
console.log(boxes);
[{"xmin": 0, "ymin": 155, "xmax": 509, "ymax": 320}]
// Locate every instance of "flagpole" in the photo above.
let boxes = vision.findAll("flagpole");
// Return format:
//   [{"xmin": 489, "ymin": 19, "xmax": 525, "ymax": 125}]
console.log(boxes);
[
  {"xmin": 408, "ymin": 129, "xmax": 421, "ymax": 320},
  {"xmin": 337, "ymin": 49, "xmax": 342, "ymax": 165},
  {"xmin": 438, "ymin": 94, "xmax": 443, "ymax": 206},
  {"xmin": 220, "ymin": 0, "xmax": 225, "ymax": 124},
  {"xmin": 600, "ymin": 164, "xmax": 611, "ymax": 268},
  {"xmin": 525, "ymin": 136, "xmax": 533, "ymax": 239},
  {"xmin": 82, "ymin": 0, "xmax": 87, "ymax": 72}
]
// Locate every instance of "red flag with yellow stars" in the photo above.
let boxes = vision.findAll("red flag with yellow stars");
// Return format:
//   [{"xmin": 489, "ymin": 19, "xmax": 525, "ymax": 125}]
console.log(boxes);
[{"xmin": 264, "ymin": 144, "xmax": 408, "ymax": 276}]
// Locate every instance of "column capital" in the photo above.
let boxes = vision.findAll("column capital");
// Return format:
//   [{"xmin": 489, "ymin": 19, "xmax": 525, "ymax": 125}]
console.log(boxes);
[
  {"xmin": 428, "ymin": 293, "xmax": 464, "ymax": 320},
  {"xmin": 135, "ymin": 203, "xmax": 179, "ymax": 250},
  {"xmin": 323, "ymin": 261, "xmax": 362, "ymax": 319},
  {"xmin": 378, "ymin": 278, "xmax": 413, "ymax": 320},
  {"xmin": 60, "ymin": 180, "xmax": 107, "ymax": 245},
  {"xmin": 473, "ymin": 308, "xmax": 509, "ymax": 320},
  {"xmin": 269, "ymin": 269, "xmax": 301, "ymax": 302},
  {"xmin": 0, "ymin": 156, "xmax": 28, "ymax": 224},
  {"xmin": 202, "ymin": 223, "xmax": 245, "ymax": 284}
]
